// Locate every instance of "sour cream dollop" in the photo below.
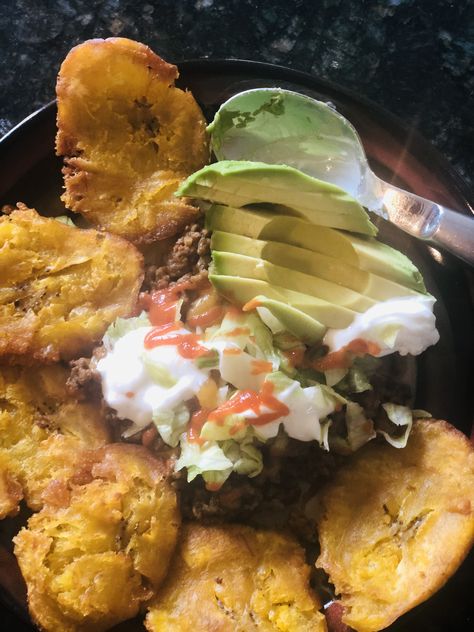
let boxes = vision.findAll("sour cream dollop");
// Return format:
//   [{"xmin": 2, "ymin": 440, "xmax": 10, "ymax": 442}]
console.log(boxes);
[
  {"xmin": 96, "ymin": 326, "xmax": 208, "ymax": 433},
  {"xmin": 324, "ymin": 295, "xmax": 439, "ymax": 357}
]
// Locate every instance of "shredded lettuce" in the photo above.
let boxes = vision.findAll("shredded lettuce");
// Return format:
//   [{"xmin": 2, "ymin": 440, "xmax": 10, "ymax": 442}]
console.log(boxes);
[
  {"xmin": 175, "ymin": 435, "xmax": 234, "ymax": 483},
  {"xmin": 346, "ymin": 402, "xmax": 376, "ymax": 450},
  {"xmin": 205, "ymin": 310, "xmax": 250, "ymax": 349},
  {"xmin": 333, "ymin": 356, "xmax": 380, "ymax": 394},
  {"xmin": 195, "ymin": 350, "xmax": 219, "ymax": 369},
  {"xmin": 319, "ymin": 383, "xmax": 347, "ymax": 407},
  {"xmin": 324, "ymin": 367, "xmax": 348, "ymax": 387},
  {"xmin": 336, "ymin": 365, "xmax": 372, "ymax": 394},
  {"xmin": 200, "ymin": 413, "xmax": 248, "ymax": 442},
  {"xmin": 222, "ymin": 438, "xmax": 263, "ymax": 478},
  {"xmin": 153, "ymin": 405, "xmax": 190, "ymax": 447},
  {"xmin": 206, "ymin": 309, "xmax": 279, "ymax": 369},
  {"xmin": 246, "ymin": 312, "xmax": 280, "ymax": 367},
  {"xmin": 104, "ymin": 312, "xmax": 151, "ymax": 349},
  {"xmin": 292, "ymin": 366, "xmax": 326, "ymax": 387},
  {"xmin": 217, "ymin": 345, "xmax": 267, "ymax": 391},
  {"xmin": 142, "ymin": 353, "xmax": 177, "ymax": 388},
  {"xmin": 320, "ymin": 419, "xmax": 332, "ymax": 451},
  {"xmin": 379, "ymin": 403, "xmax": 413, "ymax": 448},
  {"xmin": 330, "ymin": 401, "xmax": 376, "ymax": 454},
  {"xmin": 99, "ymin": 293, "xmax": 421, "ymax": 491},
  {"xmin": 175, "ymin": 433, "xmax": 263, "ymax": 488},
  {"xmin": 412, "ymin": 409, "xmax": 432, "ymax": 419},
  {"xmin": 273, "ymin": 331, "xmax": 305, "ymax": 351},
  {"xmin": 203, "ymin": 309, "xmax": 280, "ymax": 391},
  {"xmin": 255, "ymin": 305, "xmax": 285, "ymax": 334}
]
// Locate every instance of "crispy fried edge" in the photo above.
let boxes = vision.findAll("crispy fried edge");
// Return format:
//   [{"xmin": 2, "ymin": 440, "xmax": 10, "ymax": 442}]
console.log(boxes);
[
  {"xmin": 315, "ymin": 419, "xmax": 474, "ymax": 631},
  {"xmin": 56, "ymin": 37, "xmax": 178, "ymax": 157},
  {"xmin": 55, "ymin": 38, "xmax": 207, "ymax": 245},
  {"xmin": 0, "ymin": 206, "xmax": 144, "ymax": 363}
]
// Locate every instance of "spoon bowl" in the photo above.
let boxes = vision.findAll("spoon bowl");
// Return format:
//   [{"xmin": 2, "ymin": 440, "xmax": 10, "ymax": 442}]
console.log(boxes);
[{"xmin": 208, "ymin": 88, "xmax": 474, "ymax": 265}]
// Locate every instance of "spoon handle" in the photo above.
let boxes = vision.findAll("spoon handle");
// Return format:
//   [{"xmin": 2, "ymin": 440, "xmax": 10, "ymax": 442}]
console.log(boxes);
[
  {"xmin": 376, "ymin": 181, "xmax": 474, "ymax": 266},
  {"xmin": 433, "ymin": 207, "xmax": 474, "ymax": 265}
]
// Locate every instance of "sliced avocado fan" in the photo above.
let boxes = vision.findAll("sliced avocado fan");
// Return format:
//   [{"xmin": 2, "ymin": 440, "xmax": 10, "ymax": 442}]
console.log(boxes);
[
  {"xmin": 211, "ymin": 231, "xmax": 422, "ymax": 301},
  {"xmin": 207, "ymin": 204, "xmax": 426, "ymax": 293},
  {"xmin": 211, "ymin": 251, "xmax": 377, "ymax": 313},
  {"xmin": 210, "ymin": 274, "xmax": 356, "ymax": 328}
]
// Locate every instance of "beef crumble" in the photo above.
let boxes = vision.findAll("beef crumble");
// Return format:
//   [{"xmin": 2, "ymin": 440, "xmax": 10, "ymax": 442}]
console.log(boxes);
[
  {"xmin": 67, "ymin": 346, "xmax": 106, "ymax": 400},
  {"xmin": 143, "ymin": 219, "xmax": 211, "ymax": 292},
  {"xmin": 177, "ymin": 437, "xmax": 340, "ymax": 540}
]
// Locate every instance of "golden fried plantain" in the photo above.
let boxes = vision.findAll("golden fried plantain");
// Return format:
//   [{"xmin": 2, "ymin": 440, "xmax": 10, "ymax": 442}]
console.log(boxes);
[
  {"xmin": 14, "ymin": 444, "xmax": 180, "ymax": 632},
  {"xmin": 56, "ymin": 37, "xmax": 209, "ymax": 244},
  {"xmin": 0, "ymin": 364, "xmax": 110, "ymax": 519},
  {"xmin": 316, "ymin": 419, "xmax": 474, "ymax": 632},
  {"xmin": 0, "ymin": 207, "xmax": 143, "ymax": 362},
  {"xmin": 146, "ymin": 523, "xmax": 327, "ymax": 632}
]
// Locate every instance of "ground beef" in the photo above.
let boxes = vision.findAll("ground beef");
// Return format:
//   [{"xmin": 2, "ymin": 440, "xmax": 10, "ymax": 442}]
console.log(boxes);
[
  {"xmin": 178, "ymin": 437, "xmax": 340, "ymax": 536},
  {"xmin": 67, "ymin": 354, "xmax": 103, "ymax": 400},
  {"xmin": 143, "ymin": 220, "xmax": 211, "ymax": 292}
]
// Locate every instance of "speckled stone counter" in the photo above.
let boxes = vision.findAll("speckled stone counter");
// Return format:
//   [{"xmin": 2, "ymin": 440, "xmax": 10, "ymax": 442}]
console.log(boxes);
[{"xmin": 0, "ymin": 0, "xmax": 472, "ymax": 190}]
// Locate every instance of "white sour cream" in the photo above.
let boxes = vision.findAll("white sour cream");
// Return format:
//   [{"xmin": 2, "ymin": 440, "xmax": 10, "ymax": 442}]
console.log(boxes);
[
  {"xmin": 254, "ymin": 381, "xmax": 336, "ymax": 443},
  {"xmin": 96, "ymin": 327, "xmax": 208, "ymax": 434},
  {"xmin": 323, "ymin": 295, "xmax": 439, "ymax": 357}
]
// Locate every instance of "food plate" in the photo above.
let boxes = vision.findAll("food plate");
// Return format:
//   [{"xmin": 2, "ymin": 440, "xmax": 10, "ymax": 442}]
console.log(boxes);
[{"xmin": 0, "ymin": 59, "xmax": 473, "ymax": 631}]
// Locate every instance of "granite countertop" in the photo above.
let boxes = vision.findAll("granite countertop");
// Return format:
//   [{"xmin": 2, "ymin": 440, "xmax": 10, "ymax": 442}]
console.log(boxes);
[{"xmin": 0, "ymin": 0, "xmax": 472, "ymax": 192}]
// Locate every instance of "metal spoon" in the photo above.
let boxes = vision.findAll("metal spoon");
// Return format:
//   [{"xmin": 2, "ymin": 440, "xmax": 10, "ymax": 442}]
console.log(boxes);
[{"xmin": 208, "ymin": 88, "xmax": 474, "ymax": 265}]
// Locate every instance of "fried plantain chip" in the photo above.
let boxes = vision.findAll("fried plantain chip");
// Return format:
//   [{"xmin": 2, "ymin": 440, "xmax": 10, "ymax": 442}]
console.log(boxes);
[
  {"xmin": 0, "ymin": 207, "xmax": 143, "ymax": 362},
  {"xmin": 316, "ymin": 419, "xmax": 474, "ymax": 632},
  {"xmin": 146, "ymin": 523, "xmax": 327, "ymax": 632},
  {"xmin": 56, "ymin": 37, "xmax": 210, "ymax": 244},
  {"xmin": 14, "ymin": 444, "xmax": 180, "ymax": 632},
  {"xmin": 0, "ymin": 364, "xmax": 110, "ymax": 519}
]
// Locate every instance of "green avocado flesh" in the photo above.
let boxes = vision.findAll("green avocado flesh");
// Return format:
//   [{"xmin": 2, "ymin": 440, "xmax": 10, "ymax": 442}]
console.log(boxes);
[
  {"xmin": 177, "ymin": 160, "xmax": 377, "ymax": 236},
  {"xmin": 211, "ymin": 231, "xmax": 421, "ymax": 302},
  {"xmin": 249, "ymin": 296, "xmax": 326, "ymax": 344},
  {"xmin": 209, "ymin": 275, "xmax": 356, "ymax": 328},
  {"xmin": 207, "ymin": 205, "xmax": 426, "ymax": 293},
  {"xmin": 211, "ymin": 252, "xmax": 377, "ymax": 313}
]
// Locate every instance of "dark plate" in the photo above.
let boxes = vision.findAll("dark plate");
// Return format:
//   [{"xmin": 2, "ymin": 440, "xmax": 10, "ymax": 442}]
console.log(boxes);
[{"xmin": 0, "ymin": 59, "xmax": 473, "ymax": 632}]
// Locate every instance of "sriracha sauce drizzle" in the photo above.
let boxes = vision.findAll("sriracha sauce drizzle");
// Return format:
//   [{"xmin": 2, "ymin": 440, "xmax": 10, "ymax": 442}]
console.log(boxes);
[
  {"xmin": 144, "ymin": 323, "xmax": 213, "ymax": 360},
  {"xmin": 208, "ymin": 381, "xmax": 289, "ymax": 427},
  {"xmin": 313, "ymin": 338, "xmax": 381, "ymax": 371},
  {"xmin": 141, "ymin": 286, "xmax": 184, "ymax": 326},
  {"xmin": 142, "ymin": 286, "xmax": 217, "ymax": 360}
]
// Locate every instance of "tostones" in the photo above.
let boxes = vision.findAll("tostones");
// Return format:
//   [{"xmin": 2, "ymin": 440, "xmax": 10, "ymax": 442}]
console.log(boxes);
[
  {"xmin": 14, "ymin": 444, "xmax": 180, "ymax": 632},
  {"xmin": 56, "ymin": 37, "xmax": 210, "ymax": 244},
  {"xmin": 316, "ymin": 419, "xmax": 474, "ymax": 632},
  {"xmin": 146, "ymin": 523, "xmax": 327, "ymax": 631},
  {"xmin": 0, "ymin": 364, "xmax": 110, "ymax": 519},
  {"xmin": 0, "ymin": 207, "xmax": 143, "ymax": 362}
]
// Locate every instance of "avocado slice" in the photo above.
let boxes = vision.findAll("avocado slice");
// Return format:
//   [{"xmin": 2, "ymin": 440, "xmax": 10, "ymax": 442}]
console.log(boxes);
[
  {"xmin": 211, "ymin": 232, "xmax": 421, "ymax": 301},
  {"xmin": 207, "ymin": 204, "xmax": 426, "ymax": 293},
  {"xmin": 247, "ymin": 296, "xmax": 326, "ymax": 344},
  {"xmin": 207, "ymin": 204, "xmax": 359, "ymax": 265},
  {"xmin": 177, "ymin": 161, "xmax": 377, "ymax": 236},
  {"xmin": 209, "ymin": 275, "xmax": 356, "ymax": 328},
  {"xmin": 342, "ymin": 233, "xmax": 426, "ymax": 293},
  {"xmin": 211, "ymin": 252, "xmax": 376, "ymax": 312}
]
